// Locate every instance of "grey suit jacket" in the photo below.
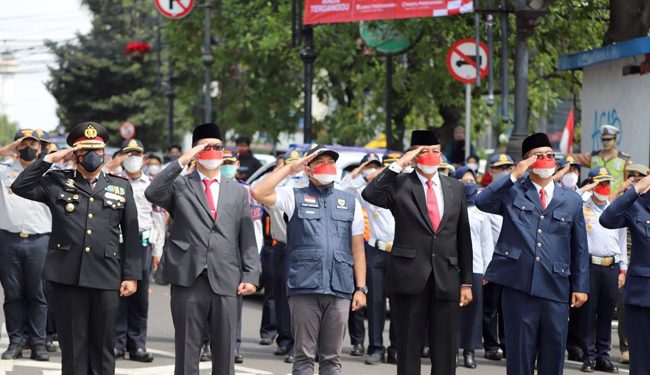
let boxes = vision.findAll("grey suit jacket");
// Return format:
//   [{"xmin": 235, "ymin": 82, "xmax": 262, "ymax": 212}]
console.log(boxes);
[{"xmin": 145, "ymin": 162, "xmax": 259, "ymax": 296}]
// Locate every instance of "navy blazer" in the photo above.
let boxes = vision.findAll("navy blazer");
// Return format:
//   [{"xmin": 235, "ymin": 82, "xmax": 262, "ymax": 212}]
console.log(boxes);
[
  {"xmin": 475, "ymin": 176, "xmax": 589, "ymax": 303},
  {"xmin": 600, "ymin": 188, "xmax": 650, "ymax": 308}
]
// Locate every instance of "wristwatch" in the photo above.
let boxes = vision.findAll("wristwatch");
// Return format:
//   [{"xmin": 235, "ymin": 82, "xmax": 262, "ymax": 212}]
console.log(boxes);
[{"xmin": 355, "ymin": 286, "xmax": 368, "ymax": 294}]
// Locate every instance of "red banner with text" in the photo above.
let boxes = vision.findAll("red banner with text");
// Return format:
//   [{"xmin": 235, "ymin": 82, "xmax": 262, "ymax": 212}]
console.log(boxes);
[{"xmin": 304, "ymin": 0, "xmax": 474, "ymax": 25}]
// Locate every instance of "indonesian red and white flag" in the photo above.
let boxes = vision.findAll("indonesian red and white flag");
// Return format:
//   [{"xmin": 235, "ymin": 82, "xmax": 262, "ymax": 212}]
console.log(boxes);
[{"xmin": 559, "ymin": 107, "xmax": 575, "ymax": 155}]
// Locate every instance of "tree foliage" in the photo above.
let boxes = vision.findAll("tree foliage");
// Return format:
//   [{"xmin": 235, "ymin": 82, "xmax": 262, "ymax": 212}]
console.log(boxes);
[
  {"xmin": 0, "ymin": 115, "xmax": 18, "ymax": 145},
  {"xmin": 46, "ymin": 0, "xmax": 648, "ymax": 151}
]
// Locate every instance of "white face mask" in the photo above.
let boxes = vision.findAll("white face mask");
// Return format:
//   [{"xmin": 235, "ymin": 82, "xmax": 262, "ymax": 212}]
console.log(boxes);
[
  {"xmin": 466, "ymin": 163, "xmax": 478, "ymax": 172},
  {"xmin": 561, "ymin": 172, "xmax": 579, "ymax": 188},
  {"xmin": 314, "ymin": 174, "xmax": 336, "ymax": 185},
  {"xmin": 593, "ymin": 192, "xmax": 609, "ymax": 202},
  {"xmin": 362, "ymin": 168, "xmax": 377, "ymax": 178},
  {"xmin": 417, "ymin": 164, "xmax": 438, "ymax": 175},
  {"xmin": 403, "ymin": 166, "xmax": 415, "ymax": 174},
  {"xmin": 123, "ymin": 156, "xmax": 143, "ymax": 174},
  {"xmin": 531, "ymin": 168, "xmax": 556, "ymax": 179},
  {"xmin": 147, "ymin": 165, "xmax": 161, "ymax": 176},
  {"xmin": 198, "ymin": 158, "xmax": 223, "ymax": 170}
]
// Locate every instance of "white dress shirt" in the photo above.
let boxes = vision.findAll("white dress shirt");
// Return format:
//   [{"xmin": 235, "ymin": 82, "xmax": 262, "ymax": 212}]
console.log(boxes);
[
  {"xmin": 468, "ymin": 205, "xmax": 495, "ymax": 274},
  {"xmin": 196, "ymin": 169, "xmax": 221, "ymax": 215},
  {"xmin": 0, "ymin": 160, "xmax": 52, "ymax": 234},
  {"xmin": 263, "ymin": 173, "xmax": 308, "ymax": 243},
  {"xmin": 127, "ymin": 172, "xmax": 165, "ymax": 256},
  {"xmin": 340, "ymin": 174, "xmax": 395, "ymax": 243},
  {"xmin": 583, "ymin": 197, "xmax": 628, "ymax": 270},
  {"xmin": 511, "ymin": 174, "xmax": 555, "ymax": 205},
  {"xmin": 388, "ymin": 162, "xmax": 445, "ymax": 221}
]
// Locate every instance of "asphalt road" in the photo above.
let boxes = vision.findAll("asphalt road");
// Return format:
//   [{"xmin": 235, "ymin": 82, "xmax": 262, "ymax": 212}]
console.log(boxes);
[{"xmin": 0, "ymin": 283, "xmax": 630, "ymax": 374}]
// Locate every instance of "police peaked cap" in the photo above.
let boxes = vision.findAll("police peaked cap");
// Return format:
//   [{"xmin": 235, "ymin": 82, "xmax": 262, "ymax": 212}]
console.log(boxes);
[
  {"xmin": 521, "ymin": 132, "xmax": 551, "ymax": 158},
  {"xmin": 410, "ymin": 130, "xmax": 440, "ymax": 147},
  {"xmin": 121, "ymin": 138, "xmax": 144, "ymax": 153},
  {"xmin": 67, "ymin": 121, "xmax": 109, "ymax": 149},
  {"xmin": 192, "ymin": 123, "xmax": 222, "ymax": 145}
]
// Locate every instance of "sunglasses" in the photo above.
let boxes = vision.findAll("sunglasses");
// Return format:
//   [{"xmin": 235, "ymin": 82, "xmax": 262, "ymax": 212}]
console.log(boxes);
[
  {"xmin": 203, "ymin": 144, "xmax": 224, "ymax": 151},
  {"xmin": 532, "ymin": 152, "xmax": 555, "ymax": 161},
  {"xmin": 601, "ymin": 138, "xmax": 615, "ymax": 143}
]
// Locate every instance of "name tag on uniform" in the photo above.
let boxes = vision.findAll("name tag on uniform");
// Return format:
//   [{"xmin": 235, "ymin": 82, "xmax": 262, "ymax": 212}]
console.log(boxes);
[
  {"xmin": 336, "ymin": 198, "xmax": 349, "ymax": 210},
  {"xmin": 302, "ymin": 195, "xmax": 319, "ymax": 208}
]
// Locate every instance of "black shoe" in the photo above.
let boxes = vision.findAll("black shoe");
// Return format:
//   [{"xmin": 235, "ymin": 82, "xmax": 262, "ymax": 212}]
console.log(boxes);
[
  {"xmin": 350, "ymin": 344, "xmax": 364, "ymax": 356},
  {"xmin": 581, "ymin": 360, "xmax": 595, "ymax": 372},
  {"xmin": 129, "ymin": 348, "xmax": 154, "ymax": 363},
  {"xmin": 199, "ymin": 344, "xmax": 212, "ymax": 362},
  {"xmin": 421, "ymin": 347, "xmax": 430, "ymax": 358},
  {"xmin": 484, "ymin": 349, "xmax": 502, "ymax": 361},
  {"xmin": 114, "ymin": 348, "xmax": 126, "ymax": 359},
  {"xmin": 44, "ymin": 341, "xmax": 57, "ymax": 353},
  {"xmin": 365, "ymin": 352, "xmax": 385, "ymax": 365},
  {"xmin": 274, "ymin": 346, "xmax": 290, "ymax": 356},
  {"xmin": 568, "ymin": 346, "xmax": 585, "ymax": 362},
  {"xmin": 595, "ymin": 359, "xmax": 619, "ymax": 373},
  {"xmin": 463, "ymin": 350, "xmax": 477, "ymax": 369},
  {"xmin": 387, "ymin": 350, "xmax": 398, "ymax": 364},
  {"xmin": 2, "ymin": 343, "xmax": 23, "ymax": 360},
  {"xmin": 30, "ymin": 343, "xmax": 50, "ymax": 362},
  {"xmin": 259, "ymin": 337, "xmax": 274, "ymax": 346},
  {"xmin": 285, "ymin": 349, "xmax": 295, "ymax": 363},
  {"xmin": 234, "ymin": 351, "xmax": 244, "ymax": 364}
]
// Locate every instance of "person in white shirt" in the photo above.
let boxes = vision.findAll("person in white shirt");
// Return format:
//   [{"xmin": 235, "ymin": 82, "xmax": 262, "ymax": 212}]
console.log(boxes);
[
  {"xmin": 454, "ymin": 166, "xmax": 494, "ymax": 369},
  {"xmin": 579, "ymin": 167, "xmax": 627, "ymax": 373},
  {"xmin": 340, "ymin": 151, "xmax": 401, "ymax": 365}
]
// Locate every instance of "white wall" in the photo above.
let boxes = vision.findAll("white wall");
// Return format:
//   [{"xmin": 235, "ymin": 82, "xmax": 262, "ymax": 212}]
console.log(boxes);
[{"xmin": 581, "ymin": 56, "xmax": 650, "ymax": 166}]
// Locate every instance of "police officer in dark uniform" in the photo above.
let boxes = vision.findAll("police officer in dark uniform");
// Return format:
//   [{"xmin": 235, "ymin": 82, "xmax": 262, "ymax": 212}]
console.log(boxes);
[{"xmin": 11, "ymin": 121, "xmax": 141, "ymax": 375}]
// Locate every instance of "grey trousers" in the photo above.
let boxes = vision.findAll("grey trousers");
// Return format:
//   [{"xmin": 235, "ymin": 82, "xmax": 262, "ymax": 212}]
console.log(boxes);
[
  {"xmin": 289, "ymin": 294, "xmax": 350, "ymax": 375},
  {"xmin": 171, "ymin": 275, "xmax": 237, "ymax": 375}
]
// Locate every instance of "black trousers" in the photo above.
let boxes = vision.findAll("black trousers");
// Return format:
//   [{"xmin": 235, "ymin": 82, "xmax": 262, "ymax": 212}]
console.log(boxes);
[
  {"xmin": 394, "ymin": 274, "xmax": 459, "ymax": 375},
  {"xmin": 581, "ymin": 263, "xmax": 619, "ymax": 362},
  {"xmin": 259, "ymin": 243, "xmax": 277, "ymax": 340},
  {"xmin": 482, "ymin": 281, "xmax": 504, "ymax": 352},
  {"xmin": 115, "ymin": 244, "xmax": 152, "ymax": 352},
  {"xmin": 365, "ymin": 244, "xmax": 397, "ymax": 355},
  {"xmin": 272, "ymin": 242, "xmax": 293, "ymax": 349},
  {"xmin": 52, "ymin": 283, "xmax": 119, "ymax": 375},
  {"xmin": 171, "ymin": 274, "xmax": 237, "ymax": 375},
  {"xmin": 459, "ymin": 273, "xmax": 483, "ymax": 351},
  {"xmin": 348, "ymin": 307, "xmax": 366, "ymax": 346},
  {"xmin": 626, "ymin": 304, "xmax": 650, "ymax": 374}
]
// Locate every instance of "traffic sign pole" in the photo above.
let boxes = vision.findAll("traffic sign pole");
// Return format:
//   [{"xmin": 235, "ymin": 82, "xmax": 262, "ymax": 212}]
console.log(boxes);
[{"xmin": 465, "ymin": 84, "xmax": 472, "ymax": 160}]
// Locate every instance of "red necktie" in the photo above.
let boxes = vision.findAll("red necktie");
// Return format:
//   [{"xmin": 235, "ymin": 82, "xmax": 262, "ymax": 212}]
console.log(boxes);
[
  {"xmin": 203, "ymin": 179, "xmax": 217, "ymax": 220},
  {"xmin": 540, "ymin": 188, "xmax": 547, "ymax": 210},
  {"xmin": 426, "ymin": 180, "xmax": 441, "ymax": 232}
]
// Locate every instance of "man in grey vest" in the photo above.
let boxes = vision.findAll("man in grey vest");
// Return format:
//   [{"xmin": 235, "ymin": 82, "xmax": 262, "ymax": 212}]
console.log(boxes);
[{"xmin": 253, "ymin": 144, "xmax": 367, "ymax": 375}]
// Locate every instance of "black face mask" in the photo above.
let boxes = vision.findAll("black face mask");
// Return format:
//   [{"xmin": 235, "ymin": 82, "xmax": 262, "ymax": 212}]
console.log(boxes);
[
  {"xmin": 77, "ymin": 150, "xmax": 104, "ymax": 173},
  {"xmin": 18, "ymin": 147, "xmax": 38, "ymax": 162}
]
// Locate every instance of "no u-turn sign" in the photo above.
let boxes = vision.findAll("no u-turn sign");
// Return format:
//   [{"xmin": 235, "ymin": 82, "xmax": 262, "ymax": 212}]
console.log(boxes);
[{"xmin": 155, "ymin": 0, "xmax": 195, "ymax": 20}]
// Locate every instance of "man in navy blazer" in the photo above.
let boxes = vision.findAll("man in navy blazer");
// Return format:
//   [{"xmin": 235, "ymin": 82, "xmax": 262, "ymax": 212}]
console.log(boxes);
[
  {"xmin": 600, "ymin": 173, "xmax": 650, "ymax": 374},
  {"xmin": 475, "ymin": 133, "xmax": 589, "ymax": 375}
]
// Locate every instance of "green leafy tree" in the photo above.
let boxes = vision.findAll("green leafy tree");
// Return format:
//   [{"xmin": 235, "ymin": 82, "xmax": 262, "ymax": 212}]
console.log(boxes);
[{"xmin": 0, "ymin": 115, "xmax": 18, "ymax": 145}]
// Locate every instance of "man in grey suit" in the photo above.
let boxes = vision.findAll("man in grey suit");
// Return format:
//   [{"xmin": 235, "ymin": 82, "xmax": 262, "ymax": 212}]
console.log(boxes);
[{"xmin": 145, "ymin": 123, "xmax": 259, "ymax": 375}]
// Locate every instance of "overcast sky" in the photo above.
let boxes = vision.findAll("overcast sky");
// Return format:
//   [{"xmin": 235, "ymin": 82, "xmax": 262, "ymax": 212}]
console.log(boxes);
[{"xmin": 0, "ymin": 1, "xmax": 92, "ymax": 131}]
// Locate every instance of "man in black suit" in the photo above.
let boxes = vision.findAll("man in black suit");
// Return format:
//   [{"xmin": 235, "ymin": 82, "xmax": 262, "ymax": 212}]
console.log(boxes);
[
  {"xmin": 145, "ymin": 123, "xmax": 259, "ymax": 375},
  {"xmin": 362, "ymin": 130, "xmax": 473, "ymax": 375}
]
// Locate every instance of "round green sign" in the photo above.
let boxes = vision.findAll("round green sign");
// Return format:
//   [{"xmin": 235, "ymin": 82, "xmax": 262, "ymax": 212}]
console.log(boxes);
[{"xmin": 360, "ymin": 21, "xmax": 412, "ymax": 55}]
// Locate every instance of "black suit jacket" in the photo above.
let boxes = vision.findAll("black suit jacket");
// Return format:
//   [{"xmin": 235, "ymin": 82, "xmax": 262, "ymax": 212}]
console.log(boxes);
[
  {"xmin": 11, "ymin": 158, "xmax": 142, "ymax": 290},
  {"xmin": 362, "ymin": 169, "xmax": 473, "ymax": 301},
  {"xmin": 145, "ymin": 162, "xmax": 259, "ymax": 296}
]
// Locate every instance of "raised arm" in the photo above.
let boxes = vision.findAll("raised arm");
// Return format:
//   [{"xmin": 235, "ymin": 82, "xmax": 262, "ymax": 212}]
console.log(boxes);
[
  {"xmin": 252, "ymin": 152, "xmax": 318, "ymax": 207},
  {"xmin": 362, "ymin": 147, "xmax": 422, "ymax": 209},
  {"xmin": 11, "ymin": 147, "xmax": 77, "ymax": 203}
]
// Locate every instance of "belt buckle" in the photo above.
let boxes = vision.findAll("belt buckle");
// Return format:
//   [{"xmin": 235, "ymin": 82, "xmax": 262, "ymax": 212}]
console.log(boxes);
[
  {"xmin": 385, "ymin": 242, "xmax": 393, "ymax": 252},
  {"xmin": 19, "ymin": 232, "xmax": 29, "ymax": 239},
  {"xmin": 603, "ymin": 257, "xmax": 613, "ymax": 267}
]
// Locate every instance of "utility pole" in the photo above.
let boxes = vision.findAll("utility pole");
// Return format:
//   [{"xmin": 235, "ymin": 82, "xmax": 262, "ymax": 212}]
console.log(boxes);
[{"xmin": 201, "ymin": 1, "xmax": 214, "ymax": 123}]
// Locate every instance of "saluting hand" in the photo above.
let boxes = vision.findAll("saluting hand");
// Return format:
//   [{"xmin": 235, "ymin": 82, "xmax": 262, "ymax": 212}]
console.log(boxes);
[
  {"xmin": 288, "ymin": 151, "xmax": 320, "ymax": 175},
  {"xmin": 633, "ymin": 173, "xmax": 650, "ymax": 195},
  {"xmin": 120, "ymin": 280, "xmax": 137, "ymax": 297},
  {"xmin": 0, "ymin": 139, "xmax": 22, "ymax": 157},
  {"xmin": 350, "ymin": 161, "xmax": 370, "ymax": 178},
  {"xmin": 178, "ymin": 144, "xmax": 206, "ymax": 167},
  {"xmin": 396, "ymin": 146, "xmax": 424, "ymax": 169},
  {"xmin": 511, "ymin": 154, "xmax": 538, "ymax": 181},
  {"xmin": 581, "ymin": 181, "xmax": 598, "ymax": 193},
  {"xmin": 237, "ymin": 282, "xmax": 257, "ymax": 296},
  {"xmin": 44, "ymin": 147, "xmax": 78, "ymax": 164},
  {"xmin": 553, "ymin": 163, "xmax": 570, "ymax": 182}
]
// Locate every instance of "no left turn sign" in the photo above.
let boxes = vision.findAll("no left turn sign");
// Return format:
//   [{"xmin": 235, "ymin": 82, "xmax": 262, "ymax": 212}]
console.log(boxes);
[
  {"xmin": 119, "ymin": 121, "xmax": 136, "ymax": 140},
  {"xmin": 154, "ymin": 0, "xmax": 195, "ymax": 20},
  {"xmin": 446, "ymin": 39, "xmax": 489, "ymax": 84}
]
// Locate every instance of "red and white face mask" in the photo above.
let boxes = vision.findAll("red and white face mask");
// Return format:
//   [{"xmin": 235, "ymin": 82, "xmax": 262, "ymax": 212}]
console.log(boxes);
[
  {"xmin": 197, "ymin": 149, "xmax": 223, "ymax": 170},
  {"xmin": 416, "ymin": 151, "xmax": 441, "ymax": 175},
  {"xmin": 594, "ymin": 183, "xmax": 611, "ymax": 201},
  {"xmin": 312, "ymin": 163, "xmax": 337, "ymax": 185},
  {"xmin": 531, "ymin": 157, "xmax": 556, "ymax": 179}
]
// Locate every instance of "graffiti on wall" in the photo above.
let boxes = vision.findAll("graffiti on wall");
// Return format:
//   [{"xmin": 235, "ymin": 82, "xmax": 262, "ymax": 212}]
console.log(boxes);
[{"xmin": 592, "ymin": 108, "xmax": 623, "ymax": 151}]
